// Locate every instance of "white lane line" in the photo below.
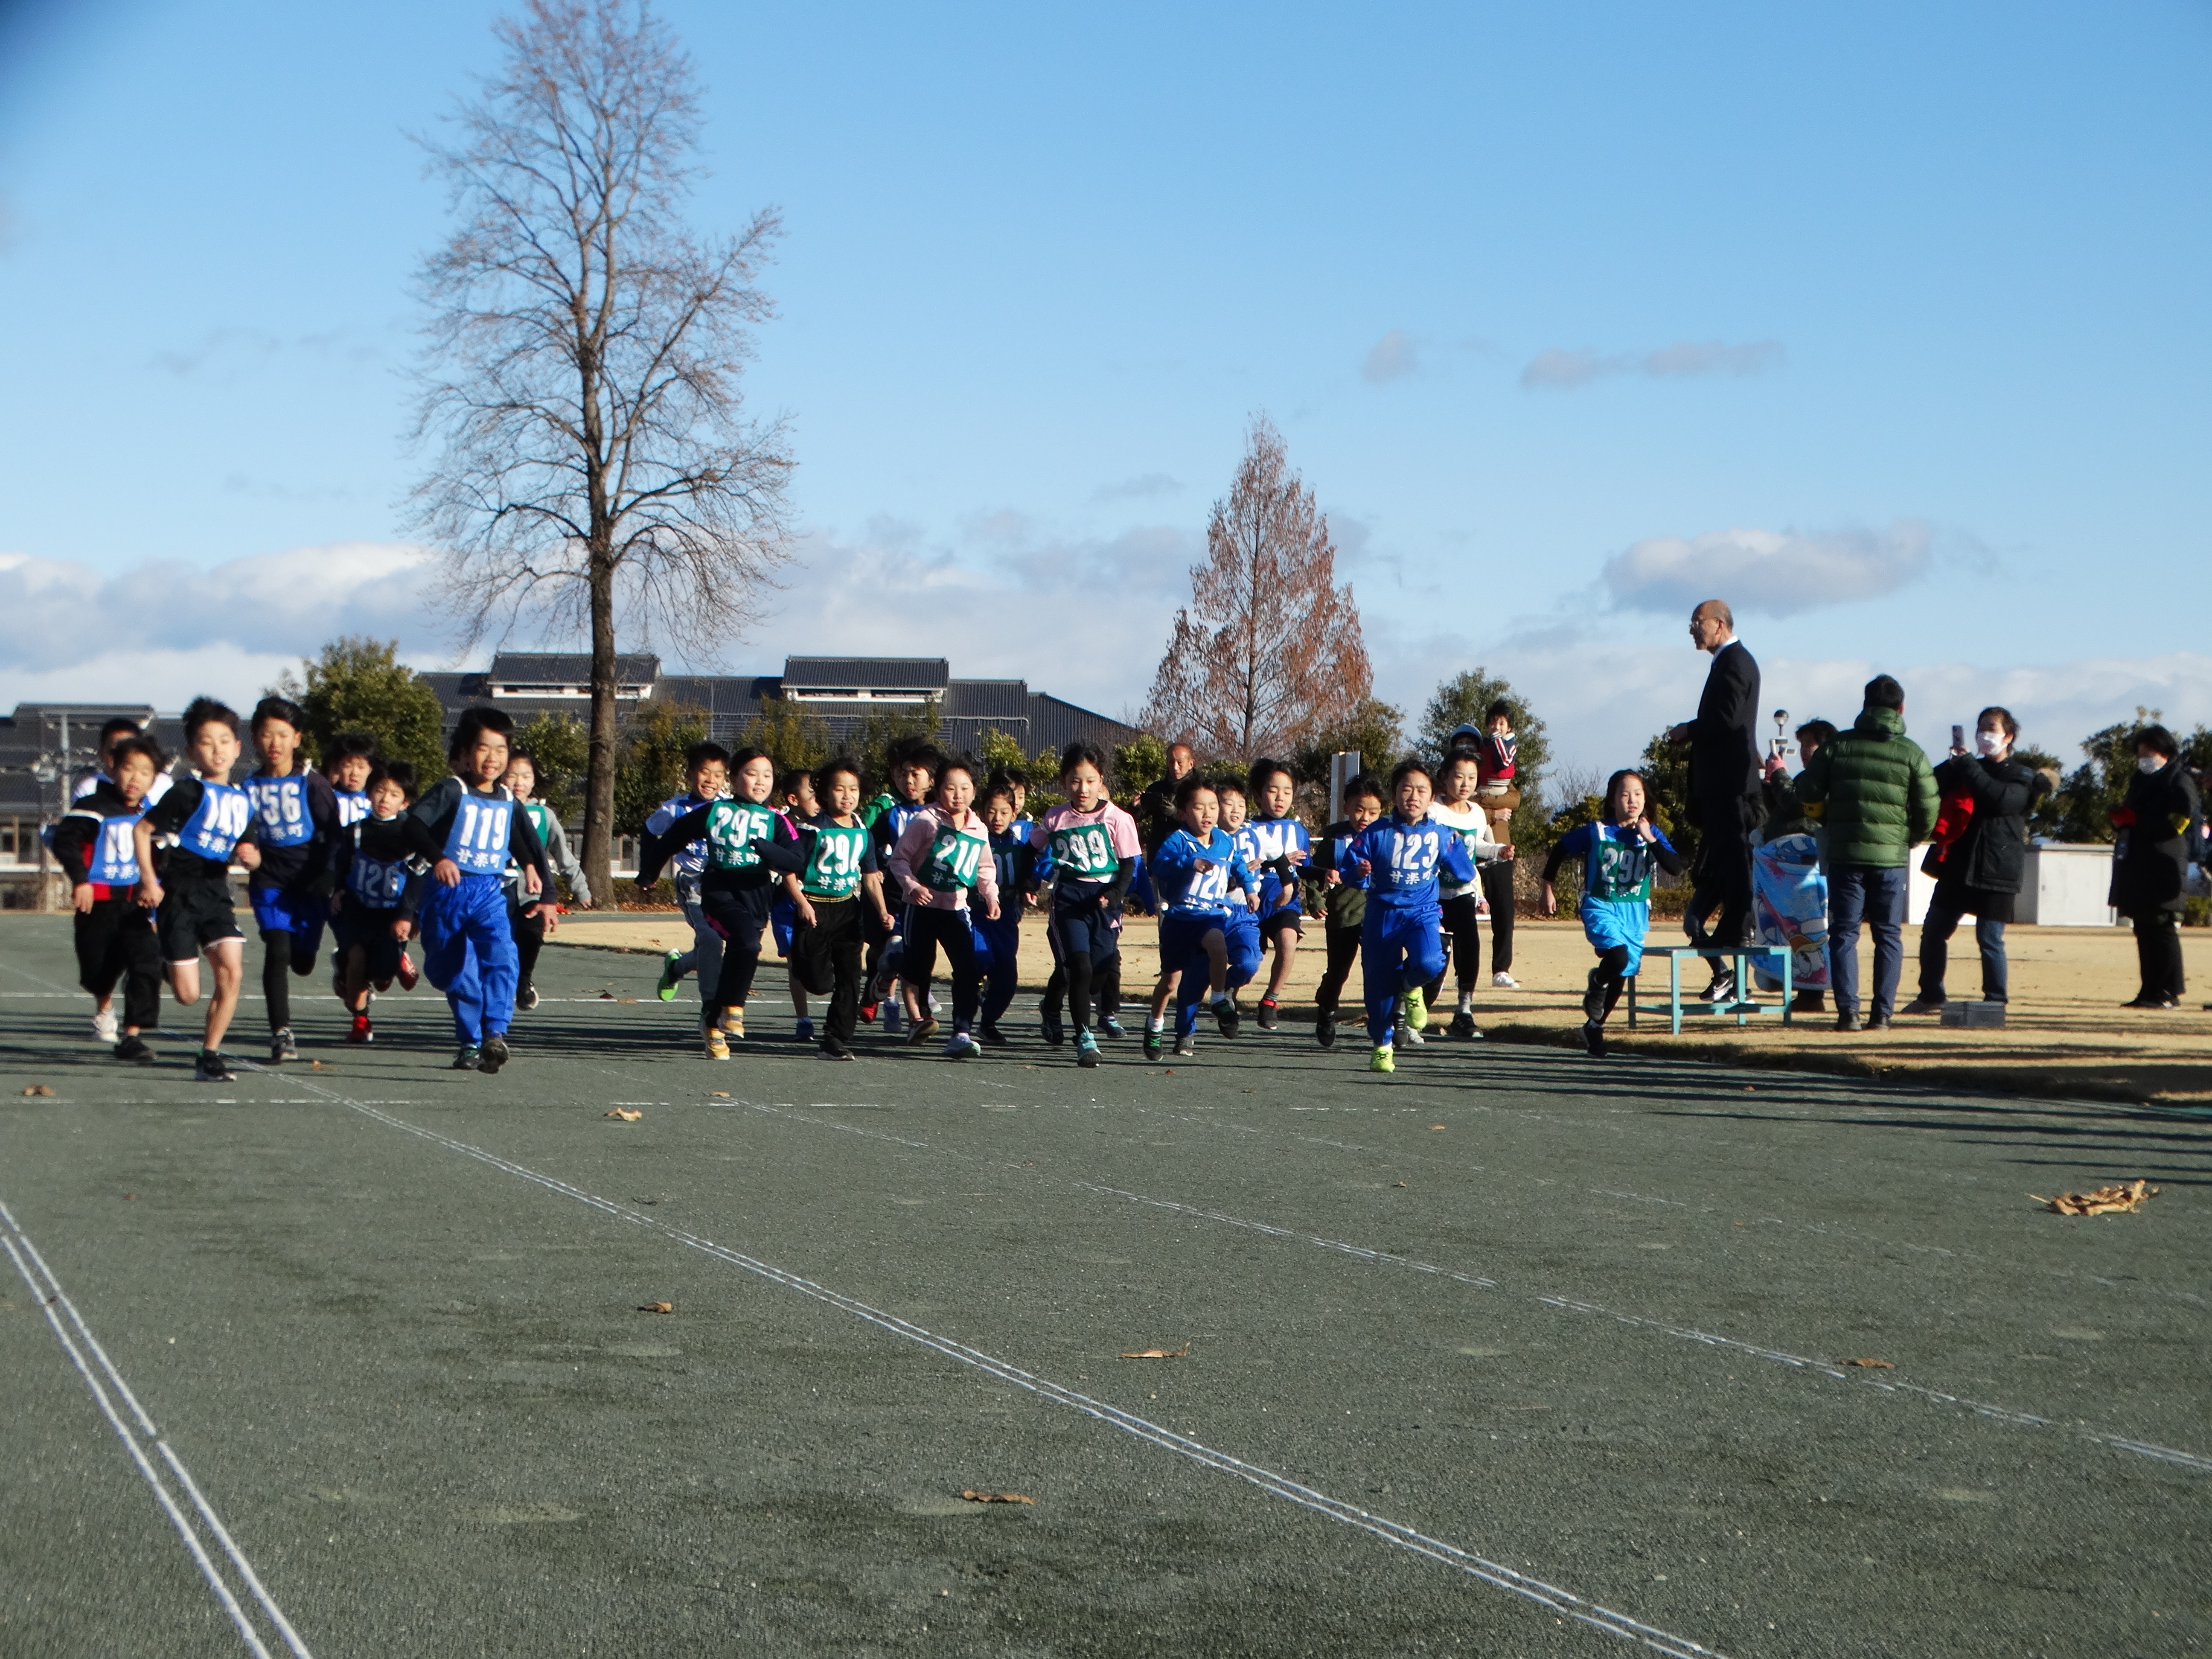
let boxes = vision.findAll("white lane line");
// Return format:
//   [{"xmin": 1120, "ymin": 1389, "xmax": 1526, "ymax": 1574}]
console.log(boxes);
[
  {"xmin": 0, "ymin": 1200, "xmax": 313, "ymax": 1658},
  {"xmin": 734, "ymin": 1098, "xmax": 2212, "ymax": 1478},
  {"xmin": 273, "ymin": 1074, "xmax": 1731, "ymax": 1657}
]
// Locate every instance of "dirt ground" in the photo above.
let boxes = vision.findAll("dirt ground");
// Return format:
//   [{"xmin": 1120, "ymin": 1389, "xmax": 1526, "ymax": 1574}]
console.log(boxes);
[{"xmin": 550, "ymin": 909, "xmax": 2212, "ymax": 1107}]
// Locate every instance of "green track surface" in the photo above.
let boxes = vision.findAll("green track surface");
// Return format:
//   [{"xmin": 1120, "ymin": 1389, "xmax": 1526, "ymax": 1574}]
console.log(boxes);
[{"xmin": 2, "ymin": 916, "xmax": 2206, "ymax": 1656}]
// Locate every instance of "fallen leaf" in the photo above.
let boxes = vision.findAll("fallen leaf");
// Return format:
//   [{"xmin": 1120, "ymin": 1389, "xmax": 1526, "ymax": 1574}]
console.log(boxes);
[
  {"xmin": 599, "ymin": 990, "xmax": 616, "ymax": 1000},
  {"xmin": 1120, "ymin": 1341, "xmax": 1191, "ymax": 1359},
  {"xmin": 709, "ymin": 1090, "xmax": 731, "ymax": 1098},
  {"xmin": 959, "ymin": 1489, "xmax": 1035, "ymax": 1505},
  {"xmin": 605, "ymin": 1108, "xmax": 643, "ymax": 1121},
  {"xmin": 1392, "ymin": 1181, "xmax": 1408, "ymax": 1188},
  {"xmin": 639, "ymin": 1301, "xmax": 673, "ymax": 1314},
  {"xmin": 21, "ymin": 1085, "xmax": 54, "ymax": 1097},
  {"xmin": 2030, "ymin": 1179, "xmax": 2158, "ymax": 1217},
  {"xmin": 122, "ymin": 1193, "xmax": 136, "ymax": 1200},
  {"xmin": 311, "ymin": 1059, "xmax": 324, "ymax": 1070},
  {"xmin": 1429, "ymin": 1123, "xmax": 1445, "ymax": 1131},
  {"xmin": 1164, "ymin": 1068, "xmax": 1175, "ymax": 1076},
  {"xmin": 1839, "ymin": 1357, "xmax": 1895, "ymax": 1369},
  {"xmin": 616, "ymin": 997, "xmax": 639, "ymax": 1004}
]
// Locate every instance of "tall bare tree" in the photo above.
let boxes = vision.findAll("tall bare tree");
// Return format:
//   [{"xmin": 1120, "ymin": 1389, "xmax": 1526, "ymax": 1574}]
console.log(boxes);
[
  {"xmin": 1143, "ymin": 416, "xmax": 1371, "ymax": 760},
  {"xmin": 410, "ymin": 0, "xmax": 795, "ymax": 902}
]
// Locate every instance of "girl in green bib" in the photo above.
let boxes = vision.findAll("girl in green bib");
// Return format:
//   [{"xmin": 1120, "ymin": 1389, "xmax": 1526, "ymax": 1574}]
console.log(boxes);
[{"xmin": 886, "ymin": 757, "xmax": 1002, "ymax": 1059}]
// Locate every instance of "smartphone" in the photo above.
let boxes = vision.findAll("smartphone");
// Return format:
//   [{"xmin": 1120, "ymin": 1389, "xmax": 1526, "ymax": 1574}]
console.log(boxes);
[{"xmin": 1952, "ymin": 723, "xmax": 1965, "ymax": 751}]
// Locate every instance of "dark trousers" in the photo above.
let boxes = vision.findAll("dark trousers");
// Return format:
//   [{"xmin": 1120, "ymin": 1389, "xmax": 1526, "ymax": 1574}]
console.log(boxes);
[
  {"xmin": 2133, "ymin": 912, "xmax": 2186, "ymax": 1001},
  {"xmin": 1918, "ymin": 894, "xmax": 2008, "ymax": 1003},
  {"xmin": 1829, "ymin": 863, "xmax": 1908, "ymax": 1019},
  {"xmin": 1426, "ymin": 893, "xmax": 1483, "ymax": 1001},
  {"xmin": 903, "ymin": 905, "xmax": 984, "ymax": 1028},
  {"xmin": 976, "ymin": 914, "xmax": 1022, "ymax": 1027},
  {"xmin": 1584, "ymin": 944, "xmax": 1631, "ymax": 1025},
  {"xmin": 510, "ymin": 900, "xmax": 546, "ymax": 997},
  {"xmin": 1043, "ymin": 902, "xmax": 1119, "ymax": 1031},
  {"xmin": 789, "ymin": 896, "xmax": 863, "ymax": 1043},
  {"xmin": 1479, "ymin": 862, "xmax": 1515, "ymax": 973},
  {"xmin": 1314, "ymin": 925, "xmax": 1362, "ymax": 1013},
  {"xmin": 1691, "ymin": 824, "xmax": 1755, "ymax": 948},
  {"xmin": 75, "ymin": 896, "xmax": 161, "ymax": 1031},
  {"xmin": 699, "ymin": 882, "xmax": 774, "ymax": 1019}
]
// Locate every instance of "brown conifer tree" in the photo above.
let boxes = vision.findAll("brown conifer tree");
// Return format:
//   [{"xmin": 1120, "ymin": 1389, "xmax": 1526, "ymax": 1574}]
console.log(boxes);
[{"xmin": 1144, "ymin": 417, "xmax": 1371, "ymax": 759}]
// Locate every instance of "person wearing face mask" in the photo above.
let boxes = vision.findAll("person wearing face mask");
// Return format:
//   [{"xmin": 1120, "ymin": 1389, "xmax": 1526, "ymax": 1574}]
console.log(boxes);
[
  {"xmin": 1901, "ymin": 707, "xmax": 2053, "ymax": 1015},
  {"xmin": 2107, "ymin": 724, "xmax": 2203, "ymax": 1010}
]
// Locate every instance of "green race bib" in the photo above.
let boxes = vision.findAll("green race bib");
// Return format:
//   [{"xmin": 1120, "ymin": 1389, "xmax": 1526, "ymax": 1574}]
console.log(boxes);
[
  {"xmin": 1049, "ymin": 821, "xmax": 1117, "ymax": 879},
  {"xmin": 706, "ymin": 802, "xmax": 780, "ymax": 871},
  {"xmin": 803, "ymin": 822, "xmax": 869, "ymax": 899},
  {"xmin": 922, "ymin": 825, "xmax": 986, "ymax": 891}
]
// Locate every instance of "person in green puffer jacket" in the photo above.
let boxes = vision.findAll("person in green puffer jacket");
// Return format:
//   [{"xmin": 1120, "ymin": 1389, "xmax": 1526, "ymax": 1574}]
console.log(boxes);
[{"xmin": 1789, "ymin": 675, "xmax": 1938, "ymax": 1031}]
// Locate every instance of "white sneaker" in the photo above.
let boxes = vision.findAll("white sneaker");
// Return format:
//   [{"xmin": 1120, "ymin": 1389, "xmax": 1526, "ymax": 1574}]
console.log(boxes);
[
  {"xmin": 92, "ymin": 1007, "xmax": 119, "ymax": 1044},
  {"xmin": 1491, "ymin": 972, "xmax": 1519, "ymax": 989}
]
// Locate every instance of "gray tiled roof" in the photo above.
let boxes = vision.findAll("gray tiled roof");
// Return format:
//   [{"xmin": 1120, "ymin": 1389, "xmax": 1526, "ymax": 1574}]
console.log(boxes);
[
  {"xmin": 486, "ymin": 652, "xmax": 661, "ymax": 685},
  {"xmin": 783, "ymin": 657, "xmax": 949, "ymax": 693}
]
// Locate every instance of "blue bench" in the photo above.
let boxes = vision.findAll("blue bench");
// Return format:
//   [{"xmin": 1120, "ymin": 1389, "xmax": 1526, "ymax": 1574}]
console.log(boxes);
[{"xmin": 1624, "ymin": 944, "xmax": 1795, "ymax": 1035}]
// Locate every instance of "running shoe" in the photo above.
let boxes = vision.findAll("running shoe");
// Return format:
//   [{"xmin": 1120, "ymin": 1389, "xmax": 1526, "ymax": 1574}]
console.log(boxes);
[
  {"xmin": 270, "ymin": 1027, "xmax": 298, "ymax": 1064},
  {"xmin": 1143, "ymin": 1024, "xmax": 1165, "ymax": 1060},
  {"xmin": 1211, "ymin": 993, "xmax": 1240, "ymax": 1038},
  {"xmin": 1395, "ymin": 1017, "xmax": 1426, "ymax": 1048},
  {"xmin": 477, "ymin": 1033, "xmax": 509, "ymax": 1074},
  {"xmin": 194, "ymin": 1049, "xmax": 236, "ymax": 1083},
  {"xmin": 113, "ymin": 1034, "xmax": 154, "ymax": 1064},
  {"xmin": 795, "ymin": 1016, "xmax": 815, "ymax": 1044},
  {"xmin": 1315, "ymin": 1007, "xmax": 1336, "ymax": 1050},
  {"xmin": 720, "ymin": 1005, "xmax": 745, "ymax": 1038},
  {"xmin": 978, "ymin": 1022, "xmax": 1011, "ymax": 1047},
  {"xmin": 396, "ymin": 950, "xmax": 419, "ymax": 990},
  {"xmin": 704, "ymin": 1026, "xmax": 730, "ymax": 1059},
  {"xmin": 450, "ymin": 1045, "xmax": 481, "ymax": 1071},
  {"xmin": 1368, "ymin": 1044, "xmax": 1395, "ymax": 1074},
  {"xmin": 882, "ymin": 1002, "xmax": 903, "ymax": 1037},
  {"xmin": 858, "ymin": 998, "xmax": 879, "ymax": 1024},
  {"xmin": 657, "ymin": 949, "xmax": 684, "ymax": 1001},
  {"xmin": 518, "ymin": 984, "xmax": 539, "ymax": 1012},
  {"xmin": 1172, "ymin": 1032, "xmax": 1197, "ymax": 1057},
  {"xmin": 821, "ymin": 1036, "xmax": 855, "ymax": 1061},
  {"xmin": 1703, "ymin": 970, "xmax": 1737, "ymax": 1004},
  {"xmin": 908, "ymin": 1016, "xmax": 940, "ymax": 1046},
  {"xmin": 93, "ymin": 1007, "xmax": 119, "ymax": 1044},
  {"xmin": 1039, "ymin": 1006, "xmax": 1065, "ymax": 1047},
  {"xmin": 347, "ymin": 1013, "xmax": 373, "ymax": 1045},
  {"xmin": 1447, "ymin": 1009, "xmax": 1476, "ymax": 1040},
  {"xmin": 1491, "ymin": 972, "xmax": 1518, "ymax": 990},
  {"xmin": 1255, "ymin": 998, "xmax": 1280, "ymax": 1032},
  {"xmin": 1075, "ymin": 1030, "xmax": 1100, "ymax": 1068},
  {"xmin": 1401, "ymin": 983, "xmax": 1428, "ymax": 1040},
  {"xmin": 942, "ymin": 1030, "xmax": 979, "ymax": 1060},
  {"xmin": 1097, "ymin": 1014, "xmax": 1126, "ymax": 1041},
  {"xmin": 1580, "ymin": 1019, "xmax": 1605, "ymax": 1057}
]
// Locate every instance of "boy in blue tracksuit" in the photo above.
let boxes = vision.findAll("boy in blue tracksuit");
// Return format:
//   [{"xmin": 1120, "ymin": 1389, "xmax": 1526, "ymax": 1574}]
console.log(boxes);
[
  {"xmin": 1345, "ymin": 760, "xmax": 1475, "ymax": 1073},
  {"xmin": 975, "ymin": 777, "xmax": 1031, "ymax": 1045},
  {"xmin": 649, "ymin": 742, "xmax": 732, "ymax": 1010},
  {"xmin": 1237, "ymin": 759, "xmax": 1312, "ymax": 1030},
  {"xmin": 1542, "ymin": 769, "xmax": 1681, "ymax": 1057},
  {"xmin": 243, "ymin": 696, "xmax": 340, "ymax": 1062},
  {"xmin": 404, "ymin": 709, "xmax": 552, "ymax": 1073},
  {"xmin": 1148, "ymin": 775, "xmax": 1261, "ymax": 1057}
]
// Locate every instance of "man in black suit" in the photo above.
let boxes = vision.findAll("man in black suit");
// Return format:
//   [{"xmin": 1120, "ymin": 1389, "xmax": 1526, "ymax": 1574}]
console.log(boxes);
[{"xmin": 1668, "ymin": 599, "xmax": 1762, "ymax": 998}]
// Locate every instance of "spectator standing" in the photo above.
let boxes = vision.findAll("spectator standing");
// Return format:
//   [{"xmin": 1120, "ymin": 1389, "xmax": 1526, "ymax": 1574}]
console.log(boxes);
[
  {"xmin": 1754, "ymin": 719, "xmax": 1839, "ymax": 1015},
  {"xmin": 1790, "ymin": 675, "xmax": 1938, "ymax": 1031},
  {"xmin": 1668, "ymin": 600, "xmax": 1764, "ymax": 999},
  {"xmin": 1452, "ymin": 707, "xmax": 1523, "ymax": 987},
  {"xmin": 1135, "ymin": 743, "xmax": 1195, "ymax": 856},
  {"xmin": 2108, "ymin": 724, "xmax": 2202, "ymax": 1010},
  {"xmin": 1901, "ymin": 707, "xmax": 2052, "ymax": 1014}
]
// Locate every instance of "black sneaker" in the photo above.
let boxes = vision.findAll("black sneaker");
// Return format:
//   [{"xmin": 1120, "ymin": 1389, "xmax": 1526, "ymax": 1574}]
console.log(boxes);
[
  {"xmin": 1142, "ymin": 1024, "xmax": 1165, "ymax": 1060},
  {"xmin": 1703, "ymin": 971, "xmax": 1737, "ymax": 1005},
  {"xmin": 1447, "ymin": 1009, "xmax": 1476, "ymax": 1040},
  {"xmin": 1256, "ymin": 998, "xmax": 1280, "ymax": 1031},
  {"xmin": 978, "ymin": 1021, "xmax": 1012, "ymax": 1047},
  {"xmin": 908, "ymin": 1016, "xmax": 940, "ymax": 1047},
  {"xmin": 1097, "ymin": 1014, "xmax": 1126, "ymax": 1040},
  {"xmin": 270, "ymin": 1027, "xmax": 298, "ymax": 1064},
  {"xmin": 1834, "ymin": 1011, "xmax": 1862, "ymax": 1033},
  {"xmin": 478, "ymin": 1033, "xmax": 510, "ymax": 1074},
  {"xmin": 1580, "ymin": 1019, "xmax": 1605, "ymax": 1057},
  {"xmin": 518, "ymin": 984, "xmax": 539, "ymax": 1013},
  {"xmin": 1212, "ymin": 995, "xmax": 1241, "ymax": 1038},
  {"xmin": 452, "ymin": 1044, "xmax": 482, "ymax": 1070},
  {"xmin": 1172, "ymin": 1032, "xmax": 1197, "ymax": 1057},
  {"xmin": 1867, "ymin": 1013, "xmax": 1892, "ymax": 1031},
  {"xmin": 821, "ymin": 1036, "xmax": 856, "ymax": 1061},
  {"xmin": 1039, "ymin": 1007, "xmax": 1064, "ymax": 1047},
  {"xmin": 194, "ymin": 1050, "xmax": 236, "ymax": 1083},
  {"xmin": 1316, "ymin": 1007, "xmax": 1336, "ymax": 1050},
  {"xmin": 113, "ymin": 1034, "xmax": 154, "ymax": 1064}
]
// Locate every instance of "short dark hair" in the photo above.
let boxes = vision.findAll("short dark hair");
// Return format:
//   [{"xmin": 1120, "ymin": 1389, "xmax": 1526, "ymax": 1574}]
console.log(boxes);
[
  {"xmin": 327, "ymin": 731, "xmax": 380, "ymax": 763},
  {"xmin": 728, "ymin": 746, "xmax": 773, "ymax": 778},
  {"xmin": 813, "ymin": 756, "xmax": 862, "ymax": 797},
  {"xmin": 778, "ymin": 767, "xmax": 814, "ymax": 798},
  {"xmin": 1863, "ymin": 675, "xmax": 1905, "ymax": 710},
  {"xmin": 111, "ymin": 734, "xmax": 166, "ymax": 774},
  {"xmin": 251, "ymin": 695, "xmax": 309, "ymax": 735},
  {"xmin": 1342, "ymin": 773, "xmax": 1385, "ymax": 806},
  {"xmin": 367, "ymin": 760, "xmax": 419, "ymax": 801},
  {"xmin": 997, "ymin": 764, "xmax": 1030, "ymax": 789},
  {"xmin": 1173, "ymin": 773, "xmax": 1218, "ymax": 811},
  {"xmin": 889, "ymin": 736, "xmax": 943, "ymax": 779},
  {"xmin": 182, "ymin": 697, "xmax": 242, "ymax": 741},
  {"xmin": 1247, "ymin": 757, "xmax": 1294, "ymax": 799},
  {"xmin": 1795, "ymin": 719, "xmax": 1839, "ymax": 750},
  {"xmin": 684, "ymin": 740, "xmax": 731, "ymax": 773},
  {"xmin": 505, "ymin": 748, "xmax": 538, "ymax": 777},
  {"xmin": 1212, "ymin": 772, "xmax": 1247, "ymax": 801},
  {"xmin": 1388, "ymin": 758, "xmax": 1433, "ymax": 795},
  {"xmin": 2135, "ymin": 723, "xmax": 2180, "ymax": 760},
  {"xmin": 1978, "ymin": 706, "xmax": 2020, "ymax": 741},
  {"xmin": 448, "ymin": 707, "xmax": 515, "ymax": 762},
  {"xmin": 1484, "ymin": 699, "xmax": 1514, "ymax": 726},
  {"xmin": 936, "ymin": 754, "xmax": 979, "ymax": 791},
  {"xmin": 97, "ymin": 716, "xmax": 143, "ymax": 748},
  {"xmin": 1058, "ymin": 741, "xmax": 1109, "ymax": 781},
  {"xmin": 981, "ymin": 779, "xmax": 1019, "ymax": 812}
]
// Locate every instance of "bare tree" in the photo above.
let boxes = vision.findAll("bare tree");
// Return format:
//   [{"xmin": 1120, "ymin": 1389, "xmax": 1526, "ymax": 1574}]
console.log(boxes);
[
  {"xmin": 410, "ymin": 0, "xmax": 795, "ymax": 901},
  {"xmin": 1143, "ymin": 416, "xmax": 1371, "ymax": 760}
]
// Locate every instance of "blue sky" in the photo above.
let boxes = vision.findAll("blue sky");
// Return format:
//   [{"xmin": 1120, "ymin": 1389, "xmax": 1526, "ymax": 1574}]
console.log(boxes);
[{"xmin": 2, "ymin": 1, "xmax": 2208, "ymax": 773}]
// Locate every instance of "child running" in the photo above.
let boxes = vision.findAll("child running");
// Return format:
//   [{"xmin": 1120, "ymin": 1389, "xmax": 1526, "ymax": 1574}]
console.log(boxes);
[
  {"xmin": 766, "ymin": 757, "xmax": 890, "ymax": 1061},
  {"xmin": 243, "ymin": 696, "xmax": 339, "ymax": 1062},
  {"xmin": 501, "ymin": 750, "xmax": 589, "ymax": 1013},
  {"xmin": 1310, "ymin": 774, "xmax": 1384, "ymax": 1049},
  {"xmin": 405, "ymin": 710, "xmax": 553, "ymax": 1073},
  {"xmin": 773, "ymin": 767, "xmax": 820, "ymax": 1041},
  {"xmin": 1148, "ymin": 775, "xmax": 1260, "ymax": 1058},
  {"xmin": 861, "ymin": 739, "xmax": 942, "ymax": 1036},
  {"xmin": 1345, "ymin": 760, "xmax": 1474, "ymax": 1073},
  {"xmin": 1425, "ymin": 750, "xmax": 1505, "ymax": 1040},
  {"xmin": 134, "ymin": 698, "xmax": 258, "ymax": 1082},
  {"xmin": 976, "ymin": 776, "xmax": 1032, "ymax": 1047},
  {"xmin": 1543, "ymin": 769, "xmax": 1680, "ymax": 1056},
  {"xmin": 52, "ymin": 733, "xmax": 166, "ymax": 1062},
  {"xmin": 649, "ymin": 742, "xmax": 732, "ymax": 1011},
  {"xmin": 324, "ymin": 733, "xmax": 380, "ymax": 828},
  {"xmin": 886, "ymin": 757, "xmax": 1001, "ymax": 1059},
  {"xmin": 1030, "ymin": 743, "xmax": 1141, "ymax": 1066},
  {"xmin": 1235, "ymin": 759, "xmax": 1310, "ymax": 1030},
  {"xmin": 1215, "ymin": 776, "xmax": 1266, "ymax": 1025},
  {"xmin": 329, "ymin": 761, "xmax": 426, "ymax": 1044},
  {"xmin": 635, "ymin": 746, "xmax": 800, "ymax": 1057}
]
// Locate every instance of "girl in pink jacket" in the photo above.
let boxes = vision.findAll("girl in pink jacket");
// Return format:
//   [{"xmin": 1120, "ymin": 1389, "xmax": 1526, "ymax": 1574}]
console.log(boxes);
[{"xmin": 887, "ymin": 757, "xmax": 1001, "ymax": 1059}]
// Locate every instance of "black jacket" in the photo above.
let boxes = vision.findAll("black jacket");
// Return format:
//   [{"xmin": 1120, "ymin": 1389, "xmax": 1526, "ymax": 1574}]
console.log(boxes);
[
  {"xmin": 2109, "ymin": 757, "xmax": 2202, "ymax": 916},
  {"xmin": 1930, "ymin": 755, "xmax": 2046, "ymax": 895},
  {"xmin": 1684, "ymin": 640, "xmax": 1762, "ymax": 826}
]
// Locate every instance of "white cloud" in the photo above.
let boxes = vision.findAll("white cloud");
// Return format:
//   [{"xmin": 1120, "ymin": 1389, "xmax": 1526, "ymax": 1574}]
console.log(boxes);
[
  {"xmin": 1600, "ymin": 521, "xmax": 1934, "ymax": 616},
  {"xmin": 1362, "ymin": 329, "xmax": 1420, "ymax": 384},
  {"xmin": 1090, "ymin": 473, "xmax": 1183, "ymax": 503},
  {"xmin": 1520, "ymin": 338, "xmax": 1783, "ymax": 391}
]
